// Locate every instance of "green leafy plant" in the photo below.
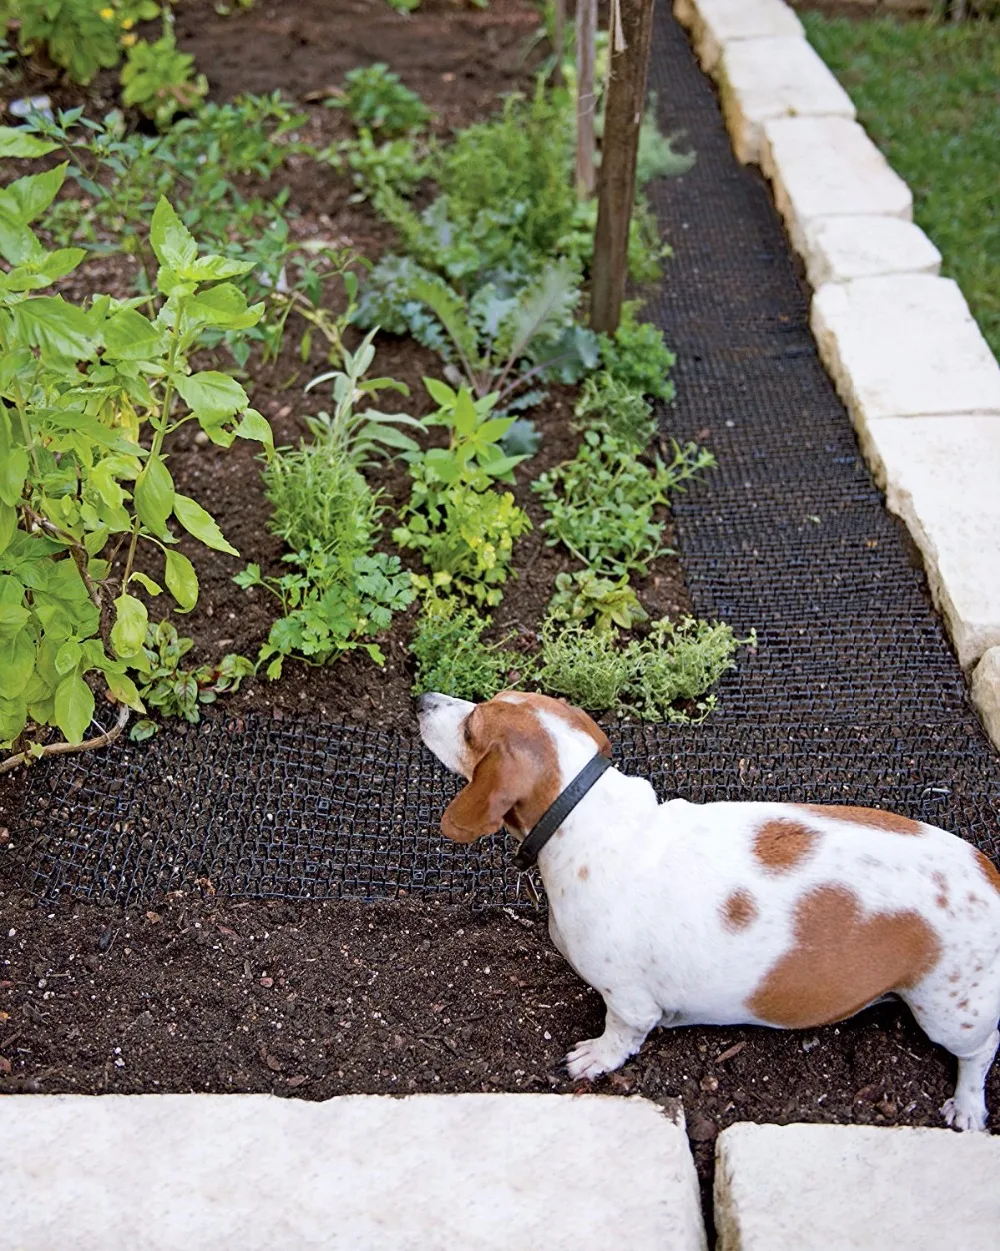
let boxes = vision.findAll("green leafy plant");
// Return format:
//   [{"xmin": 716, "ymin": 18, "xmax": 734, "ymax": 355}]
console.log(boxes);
[
  {"xmin": 405, "ymin": 378, "xmax": 527, "ymax": 489},
  {"xmin": 7, "ymin": 0, "xmax": 159, "ymax": 85},
  {"xmin": 131, "ymin": 619, "xmax": 253, "ymax": 739},
  {"xmin": 572, "ymin": 370, "xmax": 655, "ymax": 450},
  {"xmin": 533, "ymin": 432, "xmax": 714, "ymax": 579},
  {"xmin": 358, "ymin": 259, "xmax": 598, "ymax": 410},
  {"xmin": 236, "ymin": 402, "xmax": 416, "ymax": 678},
  {"xmin": 120, "ymin": 28, "xmax": 208, "ymax": 128},
  {"xmin": 22, "ymin": 94, "xmax": 310, "ymax": 272},
  {"xmin": 392, "ymin": 378, "xmax": 532, "ymax": 606},
  {"xmin": 394, "ymin": 481, "xmax": 531, "ymax": 608},
  {"xmin": 536, "ymin": 616, "xmax": 753, "ymax": 722},
  {"xmin": 0, "ymin": 163, "xmax": 272, "ymax": 759},
  {"xmin": 328, "ymin": 63, "xmax": 430, "ymax": 137},
  {"xmin": 598, "ymin": 302, "xmax": 677, "ymax": 402},
  {"xmin": 547, "ymin": 570, "xmax": 648, "ymax": 636},
  {"xmin": 410, "ymin": 598, "xmax": 527, "ymax": 700},
  {"xmin": 324, "ymin": 128, "xmax": 430, "ymax": 204},
  {"xmin": 236, "ymin": 542, "xmax": 414, "ymax": 678},
  {"xmin": 302, "ymin": 328, "xmax": 425, "ymax": 465}
]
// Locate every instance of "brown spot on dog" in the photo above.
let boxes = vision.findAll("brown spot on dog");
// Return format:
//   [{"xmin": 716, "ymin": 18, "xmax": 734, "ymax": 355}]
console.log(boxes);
[
  {"xmin": 962, "ymin": 1023, "xmax": 975, "ymax": 1030},
  {"xmin": 754, "ymin": 820, "xmax": 817, "ymax": 872},
  {"xmin": 577, "ymin": 864, "xmax": 590, "ymax": 881},
  {"xmin": 949, "ymin": 970, "xmax": 962, "ymax": 983},
  {"xmin": 975, "ymin": 850, "xmax": 1000, "ymax": 896},
  {"xmin": 800, "ymin": 804, "xmax": 921, "ymax": 835},
  {"xmin": 747, "ymin": 885, "xmax": 941, "ymax": 1029},
  {"xmin": 958, "ymin": 999, "xmax": 970, "ymax": 1010},
  {"xmin": 722, "ymin": 889, "xmax": 759, "ymax": 931},
  {"xmin": 932, "ymin": 873, "xmax": 949, "ymax": 910}
]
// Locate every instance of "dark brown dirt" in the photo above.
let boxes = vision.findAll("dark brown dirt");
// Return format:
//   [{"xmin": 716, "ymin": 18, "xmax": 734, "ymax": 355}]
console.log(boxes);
[{"xmin": 2, "ymin": 886, "xmax": 997, "ymax": 1224}]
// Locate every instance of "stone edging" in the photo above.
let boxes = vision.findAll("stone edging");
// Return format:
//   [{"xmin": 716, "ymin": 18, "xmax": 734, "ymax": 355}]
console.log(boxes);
[
  {"xmin": 4, "ymin": 1092, "xmax": 1000, "ymax": 1249},
  {"xmin": 672, "ymin": 0, "xmax": 1000, "ymax": 750}
]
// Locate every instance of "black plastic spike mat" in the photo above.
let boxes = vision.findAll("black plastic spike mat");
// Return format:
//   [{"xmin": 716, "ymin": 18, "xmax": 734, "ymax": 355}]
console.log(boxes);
[{"xmin": 5, "ymin": 5, "xmax": 1000, "ymax": 908}]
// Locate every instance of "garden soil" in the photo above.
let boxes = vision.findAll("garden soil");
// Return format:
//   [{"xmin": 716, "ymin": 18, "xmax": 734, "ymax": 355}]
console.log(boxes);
[{"xmin": 2, "ymin": 0, "xmax": 1000, "ymax": 1225}]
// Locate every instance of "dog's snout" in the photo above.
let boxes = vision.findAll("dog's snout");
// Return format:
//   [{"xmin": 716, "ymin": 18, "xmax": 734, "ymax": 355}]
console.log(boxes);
[{"xmin": 416, "ymin": 692, "xmax": 439, "ymax": 715}]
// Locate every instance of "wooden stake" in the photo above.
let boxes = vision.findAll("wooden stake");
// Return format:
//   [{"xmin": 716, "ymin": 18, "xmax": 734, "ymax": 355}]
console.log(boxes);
[
  {"xmin": 590, "ymin": 0, "xmax": 656, "ymax": 334},
  {"xmin": 575, "ymin": 0, "xmax": 597, "ymax": 199}
]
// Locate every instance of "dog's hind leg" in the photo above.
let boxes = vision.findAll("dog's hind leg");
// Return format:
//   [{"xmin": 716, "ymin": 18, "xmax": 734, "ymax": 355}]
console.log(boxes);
[
  {"xmin": 904, "ymin": 989, "xmax": 999, "ymax": 1131},
  {"xmin": 942, "ymin": 1028, "xmax": 999, "ymax": 1132}
]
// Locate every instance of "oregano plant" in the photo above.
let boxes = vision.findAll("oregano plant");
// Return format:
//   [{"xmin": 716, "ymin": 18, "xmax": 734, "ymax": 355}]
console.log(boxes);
[{"xmin": 0, "ymin": 135, "xmax": 272, "ymax": 766}]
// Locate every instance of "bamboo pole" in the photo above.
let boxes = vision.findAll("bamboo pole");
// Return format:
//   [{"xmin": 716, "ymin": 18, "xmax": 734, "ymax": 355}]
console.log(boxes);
[{"xmin": 575, "ymin": 0, "xmax": 597, "ymax": 198}]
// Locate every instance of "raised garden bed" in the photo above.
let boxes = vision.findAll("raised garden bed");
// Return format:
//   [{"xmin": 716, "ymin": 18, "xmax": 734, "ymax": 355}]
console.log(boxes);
[{"xmin": 2, "ymin": 0, "xmax": 1000, "ymax": 1225}]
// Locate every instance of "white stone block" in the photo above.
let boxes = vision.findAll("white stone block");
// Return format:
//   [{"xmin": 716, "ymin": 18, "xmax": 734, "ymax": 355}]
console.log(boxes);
[
  {"xmin": 972, "ymin": 647, "xmax": 1000, "ymax": 751},
  {"xmin": 715, "ymin": 1121, "xmax": 1000, "ymax": 1251},
  {"xmin": 719, "ymin": 37, "xmax": 855, "ymax": 165},
  {"xmin": 811, "ymin": 275, "xmax": 1000, "ymax": 425},
  {"xmin": 673, "ymin": 0, "xmax": 804, "ymax": 74},
  {"xmin": 0, "ymin": 1093, "xmax": 707, "ymax": 1251},
  {"xmin": 760, "ymin": 116, "xmax": 912, "ymax": 256},
  {"xmin": 861, "ymin": 415, "xmax": 1000, "ymax": 669},
  {"xmin": 803, "ymin": 215, "xmax": 941, "ymax": 287}
]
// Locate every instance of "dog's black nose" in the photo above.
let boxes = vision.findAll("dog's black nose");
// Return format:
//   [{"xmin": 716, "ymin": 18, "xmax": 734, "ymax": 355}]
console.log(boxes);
[{"xmin": 416, "ymin": 693, "xmax": 433, "ymax": 715}]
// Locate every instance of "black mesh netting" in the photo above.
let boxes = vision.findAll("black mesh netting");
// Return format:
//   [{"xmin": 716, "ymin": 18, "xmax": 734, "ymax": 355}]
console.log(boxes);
[{"xmin": 6, "ymin": 6, "xmax": 1000, "ymax": 908}]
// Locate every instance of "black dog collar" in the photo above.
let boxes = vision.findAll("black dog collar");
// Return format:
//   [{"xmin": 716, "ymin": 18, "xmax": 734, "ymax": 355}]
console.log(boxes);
[{"xmin": 512, "ymin": 753, "xmax": 612, "ymax": 871}]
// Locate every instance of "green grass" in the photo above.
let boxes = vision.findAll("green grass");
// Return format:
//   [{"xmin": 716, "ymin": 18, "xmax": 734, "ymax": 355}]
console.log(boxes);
[{"xmin": 803, "ymin": 14, "xmax": 1000, "ymax": 359}]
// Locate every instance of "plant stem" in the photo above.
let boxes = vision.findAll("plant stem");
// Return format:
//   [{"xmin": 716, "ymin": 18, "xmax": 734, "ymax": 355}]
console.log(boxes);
[{"xmin": 0, "ymin": 704, "xmax": 130, "ymax": 777}]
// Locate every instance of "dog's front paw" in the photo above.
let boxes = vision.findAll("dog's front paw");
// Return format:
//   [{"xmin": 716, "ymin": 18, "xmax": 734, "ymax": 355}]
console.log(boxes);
[
  {"xmin": 942, "ymin": 1096, "xmax": 988, "ymax": 1132},
  {"xmin": 566, "ymin": 1036, "xmax": 622, "ymax": 1082}
]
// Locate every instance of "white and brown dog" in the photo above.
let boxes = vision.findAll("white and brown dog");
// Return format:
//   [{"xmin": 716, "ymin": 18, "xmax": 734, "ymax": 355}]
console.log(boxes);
[{"xmin": 418, "ymin": 690, "xmax": 1000, "ymax": 1131}]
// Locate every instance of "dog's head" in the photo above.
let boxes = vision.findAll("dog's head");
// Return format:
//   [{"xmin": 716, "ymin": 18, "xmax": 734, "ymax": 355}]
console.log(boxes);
[{"xmin": 417, "ymin": 691, "xmax": 611, "ymax": 844}]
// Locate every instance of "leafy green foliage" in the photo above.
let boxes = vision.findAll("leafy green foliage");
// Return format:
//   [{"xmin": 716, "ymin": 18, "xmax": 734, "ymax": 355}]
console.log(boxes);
[
  {"xmin": 236, "ymin": 383, "xmax": 416, "ymax": 678},
  {"xmin": 8, "ymin": 0, "xmax": 159, "ymax": 85},
  {"xmin": 358, "ymin": 259, "xmax": 599, "ymax": 410},
  {"xmin": 394, "ymin": 481, "xmax": 531, "ymax": 608},
  {"xmin": 0, "ymin": 175, "xmax": 272, "ymax": 754},
  {"xmin": 120, "ymin": 28, "xmax": 207, "ymax": 128},
  {"xmin": 410, "ymin": 598, "xmax": 526, "ymax": 700},
  {"xmin": 573, "ymin": 371, "xmax": 655, "ymax": 450},
  {"xmin": 236, "ymin": 543, "xmax": 414, "ymax": 678},
  {"xmin": 547, "ymin": 570, "xmax": 648, "ymax": 636},
  {"xmin": 131, "ymin": 619, "xmax": 253, "ymax": 738},
  {"xmin": 533, "ymin": 432, "xmax": 714, "ymax": 579},
  {"xmin": 22, "ymin": 94, "xmax": 308, "ymax": 263},
  {"xmin": 598, "ymin": 303, "xmax": 677, "ymax": 402},
  {"xmin": 803, "ymin": 14, "xmax": 1000, "ymax": 360},
  {"xmin": 302, "ymin": 329, "xmax": 424, "ymax": 466},
  {"xmin": 536, "ymin": 616, "xmax": 753, "ymax": 722},
  {"xmin": 405, "ymin": 379, "xmax": 527, "ymax": 489},
  {"xmin": 392, "ymin": 379, "xmax": 532, "ymax": 606},
  {"xmin": 329, "ymin": 63, "xmax": 430, "ymax": 137},
  {"xmin": 324, "ymin": 128, "xmax": 430, "ymax": 204}
]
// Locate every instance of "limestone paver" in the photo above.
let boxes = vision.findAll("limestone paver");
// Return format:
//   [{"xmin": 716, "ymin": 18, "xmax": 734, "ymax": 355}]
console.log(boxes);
[
  {"xmin": 715, "ymin": 1121, "xmax": 1000, "ymax": 1251},
  {"xmin": 811, "ymin": 275, "xmax": 1000, "ymax": 426},
  {"xmin": 761, "ymin": 116, "xmax": 912, "ymax": 256},
  {"xmin": 802, "ymin": 215, "xmax": 941, "ymax": 287},
  {"xmin": 972, "ymin": 648, "xmax": 1000, "ymax": 752},
  {"xmin": 719, "ymin": 36, "xmax": 855, "ymax": 164},
  {"xmin": 0, "ymin": 1092, "xmax": 707, "ymax": 1251},
  {"xmin": 674, "ymin": 0, "xmax": 803, "ymax": 74},
  {"xmin": 860, "ymin": 414, "xmax": 1000, "ymax": 669}
]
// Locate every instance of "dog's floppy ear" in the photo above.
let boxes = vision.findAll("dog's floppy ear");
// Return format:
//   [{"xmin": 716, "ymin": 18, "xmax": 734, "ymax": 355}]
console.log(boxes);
[{"xmin": 441, "ymin": 746, "xmax": 519, "ymax": 844}]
